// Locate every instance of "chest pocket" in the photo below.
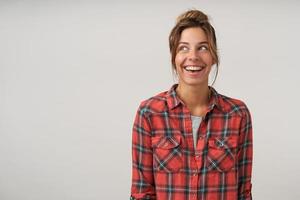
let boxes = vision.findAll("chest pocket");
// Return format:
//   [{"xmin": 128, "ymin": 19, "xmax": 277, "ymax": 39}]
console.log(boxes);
[
  {"xmin": 151, "ymin": 134, "xmax": 183, "ymax": 173},
  {"xmin": 206, "ymin": 136, "xmax": 238, "ymax": 172}
]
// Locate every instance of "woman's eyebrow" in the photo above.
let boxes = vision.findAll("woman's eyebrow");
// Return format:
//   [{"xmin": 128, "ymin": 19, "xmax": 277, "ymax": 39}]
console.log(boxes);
[{"xmin": 178, "ymin": 41, "xmax": 208, "ymax": 45}]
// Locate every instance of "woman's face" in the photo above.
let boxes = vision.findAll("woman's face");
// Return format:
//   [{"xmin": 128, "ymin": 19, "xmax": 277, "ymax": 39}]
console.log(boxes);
[{"xmin": 175, "ymin": 27, "xmax": 214, "ymax": 87}]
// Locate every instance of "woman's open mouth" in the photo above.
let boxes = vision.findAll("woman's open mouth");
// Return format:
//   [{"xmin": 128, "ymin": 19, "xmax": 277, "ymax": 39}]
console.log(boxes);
[{"xmin": 184, "ymin": 65, "xmax": 205, "ymax": 73}]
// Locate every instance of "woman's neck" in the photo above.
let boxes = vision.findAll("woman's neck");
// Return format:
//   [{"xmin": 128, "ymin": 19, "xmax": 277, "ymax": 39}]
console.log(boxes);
[{"xmin": 175, "ymin": 83, "xmax": 211, "ymax": 112}]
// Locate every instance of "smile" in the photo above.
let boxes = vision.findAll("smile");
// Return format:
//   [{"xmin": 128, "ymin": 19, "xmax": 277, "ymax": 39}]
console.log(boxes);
[{"xmin": 183, "ymin": 65, "xmax": 205, "ymax": 72}]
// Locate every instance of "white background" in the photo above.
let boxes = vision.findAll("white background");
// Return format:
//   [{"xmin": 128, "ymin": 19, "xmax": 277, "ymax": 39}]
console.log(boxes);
[{"xmin": 1, "ymin": 0, "xmax": 300, "ymax": 199}]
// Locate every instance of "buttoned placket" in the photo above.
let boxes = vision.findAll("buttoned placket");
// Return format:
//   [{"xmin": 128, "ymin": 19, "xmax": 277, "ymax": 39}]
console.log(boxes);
[
  {"xmin": 184, "ymin": 109, "xmax": 210, "ymax": 200},
  {"xmin": 192, "ymin": 112, "xmax": 210, "ymax": 200}
]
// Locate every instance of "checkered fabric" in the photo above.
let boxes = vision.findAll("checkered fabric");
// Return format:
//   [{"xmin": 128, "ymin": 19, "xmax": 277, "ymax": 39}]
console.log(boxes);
[{"xmin": 130, "ymin": 84, "xmax": 253, "ymax": 200}]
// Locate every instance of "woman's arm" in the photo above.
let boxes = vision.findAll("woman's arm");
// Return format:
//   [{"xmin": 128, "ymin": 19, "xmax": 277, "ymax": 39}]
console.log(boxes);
[
  {"xmin": 130, "ymin": 105, "xmax": 156, "ymax": 200},
  {"xmin": 237, "ymin": 105, "xmax": 253, "ymax": 200}
]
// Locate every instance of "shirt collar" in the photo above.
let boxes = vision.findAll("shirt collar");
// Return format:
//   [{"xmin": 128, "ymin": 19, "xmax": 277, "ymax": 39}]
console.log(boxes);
[{"xmin": 166, "ymin": 84, "xmax": 225, "ymax": 113}]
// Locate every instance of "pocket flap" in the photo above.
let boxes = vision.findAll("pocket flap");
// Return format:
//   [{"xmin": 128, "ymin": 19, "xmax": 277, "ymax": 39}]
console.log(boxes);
[
  {"xmin": 226, "ymin": 136, "xmax": 238, "ymax": 148},
  {"xmin": 152, "ymin": 135, "xmax": 181, "ymax": 149},
  {"xmin": 208, "ymin": 136, "xmax": 238, "ymax": 149}
]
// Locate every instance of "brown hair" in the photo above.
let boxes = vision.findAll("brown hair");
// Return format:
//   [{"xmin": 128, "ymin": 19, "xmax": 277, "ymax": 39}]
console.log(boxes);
[{"xmin": 169, "ymin": 9, "xmax": 219, "ymax": 85}]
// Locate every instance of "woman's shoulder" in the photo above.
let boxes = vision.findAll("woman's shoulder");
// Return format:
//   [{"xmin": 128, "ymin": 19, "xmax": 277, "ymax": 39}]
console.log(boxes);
[
  {"xmin": 216, "ymin": 90, "xmax": 252, "ymax": 118},
  {"xmin": 137, "ymin": 89, "xmax": 170, "ymax": 115}
]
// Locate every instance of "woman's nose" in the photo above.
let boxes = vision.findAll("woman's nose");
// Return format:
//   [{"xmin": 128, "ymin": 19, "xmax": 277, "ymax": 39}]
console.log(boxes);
[{"xmin": 187, "ymin": 49, "xmax": 200, "ymax": 61}]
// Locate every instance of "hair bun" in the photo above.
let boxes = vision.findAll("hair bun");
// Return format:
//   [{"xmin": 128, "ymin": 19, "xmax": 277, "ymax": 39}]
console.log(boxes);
[{"xmin": 176, "ymin": 9, "xmax": 208, "ymax": 24}]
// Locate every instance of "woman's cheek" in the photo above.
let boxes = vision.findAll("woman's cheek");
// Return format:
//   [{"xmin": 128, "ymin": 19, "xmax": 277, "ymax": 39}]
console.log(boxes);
[{"xmin": 175, "ymin": 54, "xmax": 185, "ymax": 68}]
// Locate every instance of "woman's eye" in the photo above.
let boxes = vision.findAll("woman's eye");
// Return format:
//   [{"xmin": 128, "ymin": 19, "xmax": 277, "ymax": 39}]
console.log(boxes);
[
  {"xmin": 178, "ymin": 46, "xmax": 189, "ymax": 52},
  {"xmin": 198, "ymin": 46, "xmax": 208, "ymax": 51}
]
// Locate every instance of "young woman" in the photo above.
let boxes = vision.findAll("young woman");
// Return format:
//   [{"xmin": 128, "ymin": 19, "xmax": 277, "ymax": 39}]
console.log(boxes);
[{"xmin": 130, "ymin": 9, "xmax": 253, "ymax": 200}]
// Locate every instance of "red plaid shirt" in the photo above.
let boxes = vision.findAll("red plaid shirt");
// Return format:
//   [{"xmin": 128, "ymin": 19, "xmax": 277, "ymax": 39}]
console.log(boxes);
[{"xmin": 130, "ymin": 84, "xmax": 253, "ymax": 200}]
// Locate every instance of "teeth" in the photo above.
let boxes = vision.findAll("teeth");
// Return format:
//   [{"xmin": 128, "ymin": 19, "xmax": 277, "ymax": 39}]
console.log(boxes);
[{"xmin": 184, "ymin": 66, "xmax": 203, "ymax": 71}]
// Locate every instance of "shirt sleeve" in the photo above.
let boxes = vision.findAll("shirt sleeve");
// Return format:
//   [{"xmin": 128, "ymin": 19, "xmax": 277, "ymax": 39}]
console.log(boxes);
[
  {"xmin": 130, "ymin": 105, "xmax": 156, "ymax": 200},
  {"xmin": 237, "ymin": 105, "xmax": 253, "ymax": 200}
]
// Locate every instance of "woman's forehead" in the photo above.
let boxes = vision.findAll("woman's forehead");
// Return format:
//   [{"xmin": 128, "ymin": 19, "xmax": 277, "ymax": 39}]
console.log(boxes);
[{"xmin": 179, "ymin": 27, "xmax": 208, "ymax": 44}]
